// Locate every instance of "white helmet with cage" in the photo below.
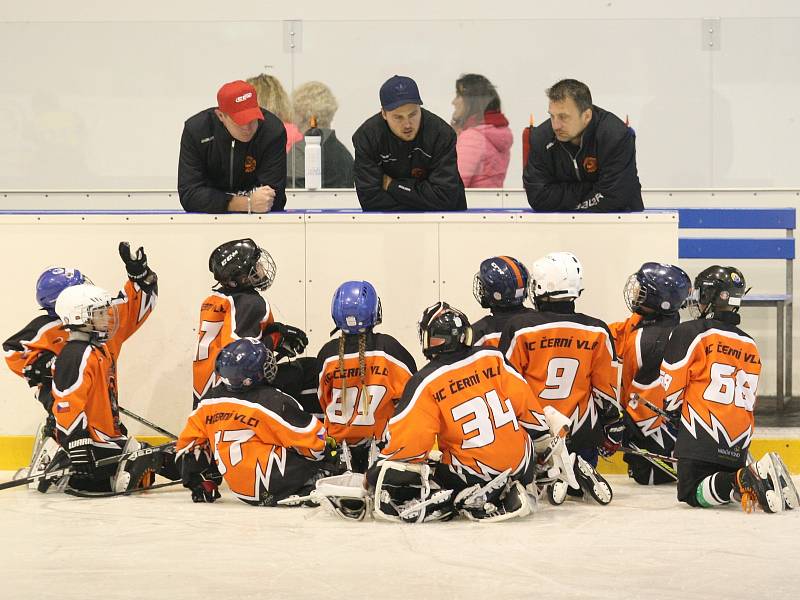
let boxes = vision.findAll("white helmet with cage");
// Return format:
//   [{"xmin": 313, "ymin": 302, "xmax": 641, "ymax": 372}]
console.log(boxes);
[
  {"xmin": 54, "ymin": 283, "xmax": 119, "ymax": 341},
  {"xmin": 528, "ymin": 252, "xmax": 584, "ymax": 301}
]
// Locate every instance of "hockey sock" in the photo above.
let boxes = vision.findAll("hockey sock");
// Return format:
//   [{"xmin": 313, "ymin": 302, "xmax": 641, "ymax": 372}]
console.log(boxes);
[{"xmin": 695, "ymin": 472, "xmax": 735, "ymax": 507}]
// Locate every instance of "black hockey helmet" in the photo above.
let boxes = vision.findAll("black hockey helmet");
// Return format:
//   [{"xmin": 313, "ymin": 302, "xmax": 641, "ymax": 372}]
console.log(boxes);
[
  {"xmin": 624, "ymin": 262, "xmax": 692, "ymax": 315},
  {"xmin": 208, "ymin": 238, "xmax": 276, "ymax": 291},
  {"xmin": 692, "ymin": 265, "xmax": 747, "ymax": 317},
  {"xmin": 417, "ymin": 301, "xmax": 473, "ymax": 360}
]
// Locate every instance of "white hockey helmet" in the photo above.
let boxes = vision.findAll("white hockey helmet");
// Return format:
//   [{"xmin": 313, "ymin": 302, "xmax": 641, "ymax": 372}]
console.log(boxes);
[
  {"xmin": 529, "ymin": 252, "xmax": 584, "ymax": 300},
  {"xmin": 55, "ymin": 283, "xmax": 119, "ymax": 341}
]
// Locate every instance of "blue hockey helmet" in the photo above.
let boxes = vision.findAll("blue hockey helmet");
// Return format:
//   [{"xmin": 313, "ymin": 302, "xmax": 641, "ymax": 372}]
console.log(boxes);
[
  {"xmin": 215, "ymin": 338, "xmax": 277, "ymax": 391},
  {"xmin": 331, "ymin": 280, "xmax": 382, "ymax": 334},
  {"xmin": 624, "ymin": 262, "xmax": 692, "ymax": 315},
  {"xmin": 473, "ymin": 256, "xmax": 529, "ymax": 309},
  {"xmin": 36, "ymin": 267, "xmax": 88, "ymax": 316}
]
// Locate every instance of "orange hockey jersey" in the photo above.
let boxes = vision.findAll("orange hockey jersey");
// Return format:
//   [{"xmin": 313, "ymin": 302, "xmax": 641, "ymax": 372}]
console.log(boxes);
[
  {"xmin": 176, "ymin": 387, "xmax": 326, "ymax": 503},
  {"xmin": 317, "ymin": 332, "xmax": 416, "ymax": 445},
  {"xmin": 51, "ymin": 279, "xmax": 157, "ymax": 448},
  {"xmin": 192, "ymin": 290, "xmax": 275, "ymax": 407},
  {"xmin": 380, "ymin": 346, "xmax": 547, "ymax": 481},
  {"xmin": 660, "ymin": 315, "xmax": 760, "ymax": 467},
  {"xmin": 3, "ymin": 315, "xmax": 68, "ymax": 379},
  {"xmin": 499, "ymin": 309, "xmax": 619, "ymax": 450},
  {"xmin": 610, "ymin": 312, "xmax": 678, "ymax": 447}
]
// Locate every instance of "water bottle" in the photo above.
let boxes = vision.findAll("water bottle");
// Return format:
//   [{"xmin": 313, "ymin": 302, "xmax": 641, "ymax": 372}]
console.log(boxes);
[{"xmin": 304, "ymin": 116, "xmax": 322, "ymax": 190}]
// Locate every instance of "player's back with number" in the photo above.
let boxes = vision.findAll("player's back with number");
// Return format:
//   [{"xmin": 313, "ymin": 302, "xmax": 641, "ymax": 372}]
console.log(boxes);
[
  {"xmin": 500, "ymin": 310, "xmax": 617, "ymax": 448},
  {"xmin": 661, "ymin": 318, "xmax": 760, "ymax": 464},
  {"xmin": 317, "ymin": 332, "xmax": 415, "ymax": 444},
  {"xmin": 383, "ymin": 345, "xmax": 544, "ymax": 476}
]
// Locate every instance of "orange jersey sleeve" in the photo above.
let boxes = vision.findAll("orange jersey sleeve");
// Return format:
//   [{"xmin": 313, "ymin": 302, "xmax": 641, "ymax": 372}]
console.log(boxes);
[
  {"xmin": 192, "ymin": 291, "xmax": 274, "ymax": 405},
  {"xmin": 381, "ymin": 348, "xmax": 536, "ymax": 479},
  {"xmin": 176, "ymin": 391, "xmax": 326, "ymax": 502},
  {"xmin": 104, "ymin": 279, "xmax": 158, "ymax": 359},
  {"xmin": 661, "ymin": 320, "xmax": 760, "ymax": 465},
  {"xmin": 3, "ymin": 315, "xmax": 68, "ymax": 378},
  {"xmin": 317, "ymin": 344, "xmax": 415, "ymax": 445}
]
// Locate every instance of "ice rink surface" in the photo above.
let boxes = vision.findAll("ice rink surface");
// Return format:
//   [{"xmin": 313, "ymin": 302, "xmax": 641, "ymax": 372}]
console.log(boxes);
[{"xmin": 0, "ymin": 474, "xmax": 798, "ymax": 600}]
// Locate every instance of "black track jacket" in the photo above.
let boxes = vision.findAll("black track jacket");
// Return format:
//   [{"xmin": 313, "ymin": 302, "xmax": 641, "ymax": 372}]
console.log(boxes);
[
  {"xmin": 178, "ymin": 107, "xmax": 287, "ymax": 213},
  {"xmin": 352, "ymin": 109, "xmax": 466, "ymax": 211},
  {"xmin": 523, "ymin": 105, "xmax": 643, "ymax": 212}
]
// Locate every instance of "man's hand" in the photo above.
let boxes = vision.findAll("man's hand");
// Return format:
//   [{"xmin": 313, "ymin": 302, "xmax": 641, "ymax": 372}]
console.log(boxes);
[
  {"xmin": 250, "ymin": 186, "xmax": 276, "ymax": 213},
  {"xmin": 382, "ymin": 174, "xmax": 392, "ymax": 191}
]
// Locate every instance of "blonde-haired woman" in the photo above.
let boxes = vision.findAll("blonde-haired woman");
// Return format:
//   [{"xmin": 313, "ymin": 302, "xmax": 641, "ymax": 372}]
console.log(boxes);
[
  {"xmin": 246, "ymin": 74, "xmax": 302, "ymax": 152},
  {"xmin": 288, "ymin": 81, "xmax": 354, "ymax": 188}
]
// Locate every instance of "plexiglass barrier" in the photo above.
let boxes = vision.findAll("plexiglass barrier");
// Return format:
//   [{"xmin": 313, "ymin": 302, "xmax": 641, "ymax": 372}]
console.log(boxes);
[{"xmin": 0, "ymin": 18, "xmax": 799, "ymax": 193}]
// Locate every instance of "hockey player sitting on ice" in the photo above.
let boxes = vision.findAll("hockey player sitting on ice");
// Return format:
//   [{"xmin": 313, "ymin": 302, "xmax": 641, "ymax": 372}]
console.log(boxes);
[
  {"xmin": 607, "ymin": 262, "xmax": 691, "ymax": 485},
  {"xmin": 316, "ymin": 280, "xmax": 416, "ymax": 473},
  {"xmin": 471, "ymin": 255, "xmax": 534, "ymax": 348},
  {"xmin": 37, "ymin": 243, "xmax": 179, "ymax": 494},
  {"xmin": 353, "ymin": 301, "xmax": 556, "ymax": 523},
  {"xmin": 193, "ymin": 238, "xmax": 315, "ymax": 412},
  {"xmin": 177, "ymin": 337, "xmax": 335, "ymax": 506},
  {"xmin": 3, "ymin": 267, "xmax": 88, "ymax": 458},
  {"xmin": 661, "ymin": 266, "xmax": 798, "ymax": 513},
  {"xmin": 498, "ymin": 252, "xmax": 620, "ymax": 505}
]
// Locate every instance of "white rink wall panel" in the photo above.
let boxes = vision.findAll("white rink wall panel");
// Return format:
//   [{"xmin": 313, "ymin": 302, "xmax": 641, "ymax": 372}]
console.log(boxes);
[{"xmin": 0, "ymin": 212, "xmax": 676, "ymax": 436}]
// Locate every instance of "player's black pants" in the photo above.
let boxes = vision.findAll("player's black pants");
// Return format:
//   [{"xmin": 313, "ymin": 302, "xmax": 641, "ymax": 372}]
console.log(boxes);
[
  {"xmin": 622, "ymin": 413, "xmax": 676, "ymax": 485},
  {"xmin": 240, "ymin": 451, "xmax": 326, "ymax": 507},
  {"xmin": 677, "ymin": 457, "xmax": 740, "ymax": 507}
]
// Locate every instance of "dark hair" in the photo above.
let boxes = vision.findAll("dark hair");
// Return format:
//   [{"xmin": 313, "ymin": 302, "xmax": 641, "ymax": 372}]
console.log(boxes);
[
  {"xmin": 546, "ymin": 79, "xmax": 593, "ymax": 113},
  {"xmin": 454, "ymin": 74, "xmax": 501, "ymax": 129}
]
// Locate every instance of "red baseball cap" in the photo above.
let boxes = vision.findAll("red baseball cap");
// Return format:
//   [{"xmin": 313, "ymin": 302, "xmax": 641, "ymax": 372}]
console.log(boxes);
[{"xmin": 217, "ymin": 80, "xmax": 264, "ymax": 126}]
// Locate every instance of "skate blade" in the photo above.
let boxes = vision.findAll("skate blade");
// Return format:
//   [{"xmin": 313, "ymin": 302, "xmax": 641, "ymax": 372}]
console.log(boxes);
[{"xmin": 769, "ymin": 453, "xmax": 799, "ymax": 511}]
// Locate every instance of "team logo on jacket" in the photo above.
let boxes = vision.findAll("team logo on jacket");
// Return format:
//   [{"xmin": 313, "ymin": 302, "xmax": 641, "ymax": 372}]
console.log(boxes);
[
  {"xmin": 411, "ymin": 167, "xmax": 427, "ymax": 179},
  {"xmin": 244, "ymin": 156, "xmax": 257, "ymax": 173},
  {"xmin": 582, "ymin": 156, "xmax": 598, "ymax": 173}
]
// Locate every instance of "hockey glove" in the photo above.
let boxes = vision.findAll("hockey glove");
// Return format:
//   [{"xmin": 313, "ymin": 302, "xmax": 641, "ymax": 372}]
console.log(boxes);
[
  {"xmin": 118, "ymin": 242, "xmax": 153, "ymax": 283},
  {"xmin": 599, "ymin": 420, "xmax": 625, "ymax": 457},
  {"xmin": 23, "ymin": 351, "xmax": 56, "ymax": 388},
  {"xmin": 188, "ymin": 475, "xmax": 221, "ymax": 503},
  {"xmin": 67, "ymin": 437, "xmax": 96, "ymax": 478},
  {"xmin": 265, "ymin": 322, "xmax": 309, "ymax": 359}
]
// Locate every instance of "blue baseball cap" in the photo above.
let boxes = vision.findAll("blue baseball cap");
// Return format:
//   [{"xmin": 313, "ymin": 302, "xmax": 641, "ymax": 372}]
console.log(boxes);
[{"xmin": 379, "ymin": 75, "xmax": 423, "ymax": 111}]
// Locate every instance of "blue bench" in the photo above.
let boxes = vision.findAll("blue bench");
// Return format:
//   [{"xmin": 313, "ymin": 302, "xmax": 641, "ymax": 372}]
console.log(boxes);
[{"xmin": 678, "ymin": 207, "xmax": 795, "ymax": 410}]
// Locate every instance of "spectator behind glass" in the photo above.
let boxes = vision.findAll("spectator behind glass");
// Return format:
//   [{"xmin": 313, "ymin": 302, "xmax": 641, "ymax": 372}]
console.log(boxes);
[
  {"xmin": 288, "ymin": 81, "xmax": 354, "ymax": 188},
  {"xmin": 246, "ymin": 74, "xmax": 303, "ymax": 153},
  {"xmin": 352, "ymin": 75, "xmax": 466, "ymax": 211},
  {"xmin": 451, "ymin": 74, "xmax": 513, "ymax": 188},
  {"xmin": 177, "ymin": 80, "xmax": 286, "ymax": 213}
]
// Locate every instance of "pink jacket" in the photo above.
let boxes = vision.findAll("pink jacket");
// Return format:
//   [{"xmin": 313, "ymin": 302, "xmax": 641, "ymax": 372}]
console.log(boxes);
[{"xmin": 456, "ymin": 111, "xmax": 513, "ymax": 188}]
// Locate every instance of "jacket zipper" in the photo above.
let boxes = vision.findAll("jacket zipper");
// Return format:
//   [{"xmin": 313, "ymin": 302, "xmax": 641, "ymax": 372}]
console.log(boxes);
[
  {"xmin": 229, "ymin": 140, "xmax": 235, "ymax": 189},
  {"xmin": 559, "ymin": 140, "xmax": 584, "ymax": 181}
]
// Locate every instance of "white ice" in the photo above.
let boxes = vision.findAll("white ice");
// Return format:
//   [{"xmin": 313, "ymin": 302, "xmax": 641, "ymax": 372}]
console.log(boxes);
[{"xmin": 1, "ymin": 474, "xmax": 798, "ymax": 600}]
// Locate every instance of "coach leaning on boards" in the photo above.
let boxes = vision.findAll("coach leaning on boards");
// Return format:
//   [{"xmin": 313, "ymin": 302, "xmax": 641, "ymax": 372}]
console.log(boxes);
[
  {"xmin": 352, "ymin": 75, "xmax": 466, "ymax": 212},
  {"xmin": 178, "ymin": 80, "xmax": 288, "ymax": 214},
  {"xmin": 523, "ymin": 79, "xmax": 643, "ymax": 213}
]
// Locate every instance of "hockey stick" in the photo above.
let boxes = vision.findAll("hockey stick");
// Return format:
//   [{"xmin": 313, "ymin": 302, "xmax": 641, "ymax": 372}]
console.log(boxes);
[
  {"xmin": 118, "ymin": 406, "xmax": 178, "ymax": 440},
  {"xmin": 0, "ymin": 462, "xmax": 73, "ymax": 491},
  {"xmin": 620, "ymin": 444, "xmax": 678, "ymax": 480},
  {"xmin": 94, "ymin": 440, "xmax": 177, "ymax": 469},
  {"xmin": 63, "ymin": 479, "xmax": 182, "ymax": 498}
]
